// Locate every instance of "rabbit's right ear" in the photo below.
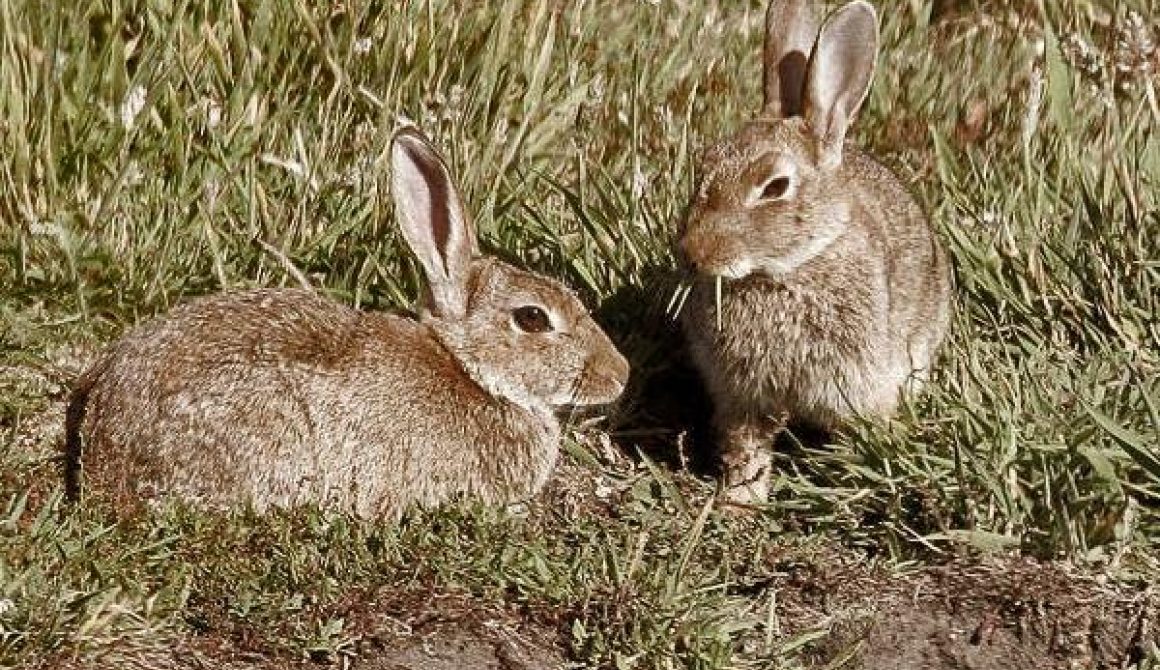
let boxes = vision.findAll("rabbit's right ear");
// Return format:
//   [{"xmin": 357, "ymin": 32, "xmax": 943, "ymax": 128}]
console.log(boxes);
[
  {"xmin": 391, "ymin": 128, "xmax": 479, "ymax": 319},
  {"xmin": 803, "ymin": 1, "xmax": 878, "ymax": 169},
  {"xmin": 761, "ymin": 0, "xmax": 820, "ymax": 119}
]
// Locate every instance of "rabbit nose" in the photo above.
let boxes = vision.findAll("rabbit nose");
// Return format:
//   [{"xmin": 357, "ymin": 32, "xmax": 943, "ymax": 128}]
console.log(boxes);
[
  {"xmin": 607, "ymin": 348, "xmax": 630, "ymax": 387},
  {"xmin": 679, "ymin": 228, "xmax": 717, "ymax": 271},
  {"xmin": 588, "ymin": 341, "xmax": 630, "ymax": 397}
]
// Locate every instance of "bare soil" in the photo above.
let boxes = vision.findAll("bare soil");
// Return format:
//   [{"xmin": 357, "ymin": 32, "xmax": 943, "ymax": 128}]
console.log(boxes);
[
  {"xmin": 38, "ymin": 551, "xmax": 1155, "ymax": 670},
  {"xmin": 796, "ymin": 555, "xmax": 1156, "ymax": 670},
  {"xmin": 40, "ymin": 595, "xmax": 568, "ymax": 670}
]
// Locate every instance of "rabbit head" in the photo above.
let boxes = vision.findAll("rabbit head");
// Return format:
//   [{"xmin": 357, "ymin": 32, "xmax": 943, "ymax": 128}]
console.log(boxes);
[
  {"xmin": 680, "ymin": 0, "xmax": 879, "ymax": 281},
  {"xmin": 391, "ymin": 128, "xmax": 629, "ymax": 411}
]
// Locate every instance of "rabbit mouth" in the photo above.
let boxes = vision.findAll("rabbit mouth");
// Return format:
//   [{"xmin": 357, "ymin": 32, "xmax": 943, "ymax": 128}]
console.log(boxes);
[
  {"xmin": 573, "ymin": 376, "xmax": 627, "ymax": 406},
  {"xmin": 684, "ymin": 218, "xmax": 848, "ymax": 281},
  {"xmin": 559, "ymin": 367, "xmax": 628, "ymax": 408},
  {"xmin": 689, "ymin": 257, "xmax": 758, "ymax": 281}
]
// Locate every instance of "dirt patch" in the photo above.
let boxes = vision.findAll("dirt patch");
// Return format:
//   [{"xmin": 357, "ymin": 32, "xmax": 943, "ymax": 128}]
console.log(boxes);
[
  {"xmin": 38, "ymin": 594, "xmax": 569, "ymax": 670},
  {"xmin": 852, "ymin": 607, "xmax": 1049, "ymax": 670},
  {"xmin": 532, "ymin": 456, "xmax": 1158, "ymax": 669},
  {"xmin": 326, "ymin": 591, "xmax": 568, "ymax": 670},
  {"xmin": 356, "ymin": 620, "xmax": 566, "ymax": 670},
  {"xmin": 784, "ymin": 555, "xmax": 1157, "ymax": 670},
  {"xmin": 38, "ymin": 552, "xmax": 1155, "ymax": 670}
]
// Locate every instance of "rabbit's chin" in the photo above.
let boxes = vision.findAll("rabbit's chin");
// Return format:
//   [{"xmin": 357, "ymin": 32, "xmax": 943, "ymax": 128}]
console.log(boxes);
[
  {"xmin": 694, "ymin": 259, "xmax": 788, "ymax": 284},
  {"xmin": 552, "ymin": 401, "xmax": 618, "ymax": 422},
  {"xmin": 705, "ymin": 258, "xmax": 758, "ymax": 281},
  {"xmin": 545, "ymin": 384, "xmax": 622, "ymax": 410}
]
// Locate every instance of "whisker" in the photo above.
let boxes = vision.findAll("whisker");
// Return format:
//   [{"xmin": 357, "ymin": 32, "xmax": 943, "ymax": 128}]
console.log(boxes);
[
  {"xmin": 666, "ymin": 282, "xmax": 692, "ymax": 321},
  {"xmin": 562, "ymin": 364, "xmax": 586, "ymax": 432},
  {"xmin": 715, "ymin": 275, "xmax": 723, "ymax": 332}
]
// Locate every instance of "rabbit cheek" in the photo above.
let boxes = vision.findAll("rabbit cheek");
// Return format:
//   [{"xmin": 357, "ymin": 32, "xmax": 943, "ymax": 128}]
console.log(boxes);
[
  {"xmin": 482, "ymin": 328, "xmax": 575, "ymax": 408},
  {"xmin": 536, "ymin": 338, "xmax": 594, "ymax": 407},
  {"xmin": 751, "ymin": 207, "xmax": 847, "ymax": 278}
]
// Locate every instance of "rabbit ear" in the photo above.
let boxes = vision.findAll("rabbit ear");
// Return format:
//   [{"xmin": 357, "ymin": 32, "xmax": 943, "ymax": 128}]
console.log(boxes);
[
  {"xmin": 761, "ymin": 0, "xmax": 820, "ymax": 119},
  {"xmin": 391, "ymin": 127, "xmax": 479, "ymax": 318},
  {"xmin": 803, "ymin": 1, "xmax": 878, "ymax": 169}
]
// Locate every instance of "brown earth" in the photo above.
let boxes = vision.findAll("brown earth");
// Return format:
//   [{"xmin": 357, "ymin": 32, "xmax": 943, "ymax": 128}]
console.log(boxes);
[
  {"xmin": 37, "ymin": 596, "xmax": 568, "ymax": 670},
  {"xmin": 796, "ymin": 556, "xmax": 1156, "ymax": 670},
  {"xmin": 34, "ymin": 551, "xmax": 1157, "ymax": 670}
]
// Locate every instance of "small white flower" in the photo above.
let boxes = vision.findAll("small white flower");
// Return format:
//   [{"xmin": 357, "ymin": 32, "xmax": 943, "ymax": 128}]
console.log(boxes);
[
  {"xmin": 594, "ymin": 477, "xmax": 613, "ymax": 500},
  {"xmin": 120, "ymin": 85, "xmax": 147, "ymax": 129},
  {"xmin": 0, "ymin": 598, "xmax": 15, "ymax": 616},
  {"xmin": 124, "ymin": 160, "xmax": 144, "ymax": 187},
  {"xmin": 205, "ymin": 99, "xmax": 222, "ymax": 129},
  {"xmin": 353, "ymin": 37, "xmax": 373, "ymax": 55},
  {"xmin": 447, "ymin": 84, "xmax": 465, "ymax": 111},
  {"xmin": 340, "ymin": 154, "xmax": 376, "ymax": 188},
  {"xmin": 631, "ymin": 162, "xmax": 648, "ymax": 200}
]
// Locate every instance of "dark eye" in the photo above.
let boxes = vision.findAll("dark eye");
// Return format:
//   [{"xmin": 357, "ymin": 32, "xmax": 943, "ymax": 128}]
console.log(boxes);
[
  {"xmin": 760, "ymin": 176, "xmax": 791, "ymax": 200},
  {"xmin": 512, "ymin": 305, "xmax": 552, "ymax": 333}
]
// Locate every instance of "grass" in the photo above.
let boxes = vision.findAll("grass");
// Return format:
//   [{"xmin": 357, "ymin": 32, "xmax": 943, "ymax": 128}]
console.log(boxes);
[{"xmin": 1, "ymin": 0, "xmax": 1159, "ymax": 667}]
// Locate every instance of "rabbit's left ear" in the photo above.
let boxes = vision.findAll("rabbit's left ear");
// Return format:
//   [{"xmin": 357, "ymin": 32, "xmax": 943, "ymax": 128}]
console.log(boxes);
[
  {"xmin": 804, "ymin": 1, "xmax": 878, "ymax": 169},
  {"xmin": 762, "ymin": 0, "xmax": 820, "ymax": 119},
  {"xmin": 391, "ymin": 127, "xmax": 479, "ymax": 319}
]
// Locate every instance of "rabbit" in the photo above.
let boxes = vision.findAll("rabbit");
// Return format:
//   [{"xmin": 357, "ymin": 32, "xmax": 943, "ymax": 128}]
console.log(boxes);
[
  {"xmin": 64, "ymin": 127, "xmax": 630, "ymax": 519},
  {"xmin": 678, "ymin": 0, "xmax": 953, "ymax": 504}
]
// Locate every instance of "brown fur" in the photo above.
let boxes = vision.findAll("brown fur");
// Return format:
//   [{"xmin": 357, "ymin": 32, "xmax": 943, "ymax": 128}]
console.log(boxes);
[
  {"xmin": 65, "ymin": 129, "xmax": 629, "ymax": 519},
  {"xmin": 679, "ymin": 1, "xmax": 953, "ymax": 502}
]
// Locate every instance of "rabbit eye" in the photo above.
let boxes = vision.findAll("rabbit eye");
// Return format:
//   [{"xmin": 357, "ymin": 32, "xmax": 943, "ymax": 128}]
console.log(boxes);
[
  {"xmin": 760, "ymin": 176, "xmax": 792, "ymax": 201},
  {"xmin": 512, "ymin": 305, "xmax": 552, "ymax": 333}
]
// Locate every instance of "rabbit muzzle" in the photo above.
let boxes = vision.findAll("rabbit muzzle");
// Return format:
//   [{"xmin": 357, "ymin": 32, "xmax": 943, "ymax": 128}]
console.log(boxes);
[
  {"xmin": 680, "ymin": 225, "xmax": 756, "ymax": 280},
  {"xmin": 575, "ymin": 338, "xmax": 630, "ymax": 406}
]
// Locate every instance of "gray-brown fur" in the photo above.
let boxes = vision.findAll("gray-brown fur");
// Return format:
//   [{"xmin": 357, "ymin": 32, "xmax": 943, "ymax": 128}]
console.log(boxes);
[
  {"xmin": 65, "ymin": 128, "xmax": 629, "ymax": 519},
  {"xmin": 679, "ymin": 1, "xmax": 953, "ymax": 503}
]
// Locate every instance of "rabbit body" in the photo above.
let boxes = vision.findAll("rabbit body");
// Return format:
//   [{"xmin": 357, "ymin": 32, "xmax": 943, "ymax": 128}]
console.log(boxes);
[
  {"xmin": 73, "ymin": 287, "xmax": 558, "ymax": 518},
  {"xmin": 683, "ymin": 124, "xmax": 950, "ymax": 429},
  {"xmin": 679, "ymin": 2, "xmax": 952, "ymax": 501},
  {"xmin": 67, "ymin": 130, "xmax": 629, "ymax": 517}
]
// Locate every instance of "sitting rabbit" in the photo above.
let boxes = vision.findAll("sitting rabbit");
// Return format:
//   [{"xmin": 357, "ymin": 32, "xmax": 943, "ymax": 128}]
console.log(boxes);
[
  {"xmin": 65, "ymin": 127, "xmax": 630, "ymax": 519},
  {"xmin": 679, "ymin": 0, "xmax": 953, "ymax": 503}
]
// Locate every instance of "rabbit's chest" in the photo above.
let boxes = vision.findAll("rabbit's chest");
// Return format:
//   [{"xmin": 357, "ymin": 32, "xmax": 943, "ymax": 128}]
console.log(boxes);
[{"xmin": 685, "ymin": 275, "xmax": 879, "ymax": 372}]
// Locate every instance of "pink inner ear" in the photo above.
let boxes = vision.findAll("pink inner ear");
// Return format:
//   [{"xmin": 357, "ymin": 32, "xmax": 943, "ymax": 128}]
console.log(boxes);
[
  {"xmin": 777, "ymin": 50, "xmax": 809, "ymax": 117},
  {"xmin": 408, "ymin": 147, "xmax": 454, "ymax": 275},
  {"xmin": 428, "ymin": 174, "xmax": 453, "ymax": 275}
]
